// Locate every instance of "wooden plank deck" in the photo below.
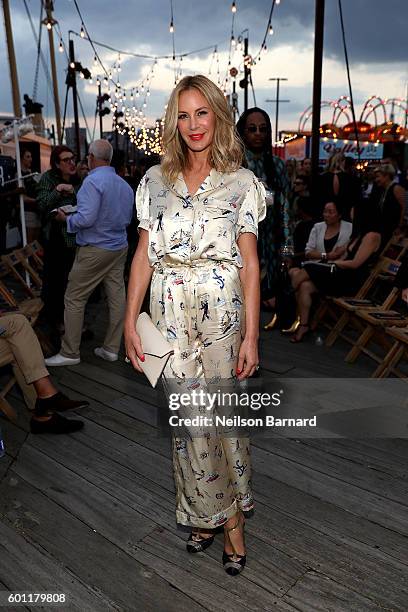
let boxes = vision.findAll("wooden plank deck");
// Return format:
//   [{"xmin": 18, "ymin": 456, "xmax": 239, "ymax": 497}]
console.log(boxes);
[{"xmin": 0, "ymin": 306, "xmax": 407, "ymax": 611}]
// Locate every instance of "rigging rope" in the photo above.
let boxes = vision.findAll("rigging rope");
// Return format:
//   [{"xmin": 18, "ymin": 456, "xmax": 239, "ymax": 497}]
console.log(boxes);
[
  {"xmin": 338, "ymin": 0, "xmax": 361, "ymax": 164},
  {"xmin": 21, "ymin": 0, "xmax": 53, "ymax": 100}
]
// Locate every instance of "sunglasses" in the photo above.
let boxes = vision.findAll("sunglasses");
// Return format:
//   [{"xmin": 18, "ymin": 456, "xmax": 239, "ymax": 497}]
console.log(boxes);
[
  {"xmin": 246, "ymin": 125, "xmax": 268, "ymax": 133},
  {"xmin": 59, "ymin": 155, "xmax": 75, "ymax": 163}
]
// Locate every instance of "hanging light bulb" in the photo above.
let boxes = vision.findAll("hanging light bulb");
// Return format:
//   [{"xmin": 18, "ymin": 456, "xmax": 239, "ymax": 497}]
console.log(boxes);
[
  {"xmin": 70, "ymin": 61, "xmax": 75, "ymax": 69},
  {"xmin": 80, "ymin": 24, "xmax": 85, "ymax": 38},
  {"xmin": 276, "ymin": 0, "xmax": 280, "ymax": 4},
  {"xmin": 269, "ymin": 24, "xmax": 274, "ymax": 35},
  {"xmin": 93, "ymin": 55, "xmax": 98, "ymax": 67},
  {"xmin": 231, "ymin": 2, "xmax": 237, "ymax": 13},
  {"xmin": 169, "ymin": 20, "xmax": 174, "ymax": 33},
  {"xmin": 46, "ymin": 21, "xmax": 52, "ymax": 30},
  {"xmin": 59, "ymin": 39, "xmax": 64, "ymax": 53},
  {"xmin": 231, "ymin": 35, "xmax": 236, "ymax": 46},
  {"xmin": 118, "ymin": 63, "xmax": 121, "ymax": 73}
]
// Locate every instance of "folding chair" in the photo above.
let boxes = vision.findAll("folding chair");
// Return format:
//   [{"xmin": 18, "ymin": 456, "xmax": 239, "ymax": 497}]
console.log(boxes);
[
  {"xmin": 324, "ymin": 237, "xmax": 408, "ymax": 347},
  {"xmin": 372, "ymin": 326, "xmax": 408, "ymax": 378},
  {"xmin": 345, "ymin": 306, "xmax": 408, "ymax": 366},
  {"xmin": 0, "ymin": 354, "xmax": 17, "ymax": 422},
  {"xmin": 0, "ymin": 280, "xmax": 42, "ymax": 325},
  {"xmin": 1, "ymin": 250, "xmax": 40, "ymax": 297}
]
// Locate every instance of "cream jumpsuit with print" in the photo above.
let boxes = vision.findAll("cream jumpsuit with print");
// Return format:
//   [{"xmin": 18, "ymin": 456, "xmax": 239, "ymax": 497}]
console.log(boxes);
[{"xmin": 136, "ymin": 165, "xmax": 266, "ymax": 529}]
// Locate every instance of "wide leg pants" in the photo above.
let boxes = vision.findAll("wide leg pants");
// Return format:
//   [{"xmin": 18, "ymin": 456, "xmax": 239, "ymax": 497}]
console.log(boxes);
[{"xmin": 150, "ymin": 261, "xmax": 254, "ymax": 528}]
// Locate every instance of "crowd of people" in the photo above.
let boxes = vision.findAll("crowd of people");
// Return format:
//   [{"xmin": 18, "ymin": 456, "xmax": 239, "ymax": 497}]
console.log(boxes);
[
  {"xmin": 1, "ymin": 103, "xmax": 408, "ymax": 437},
  {"xmin": 1, "ymin": 75, "xmax": 408, "ymax": 578}
]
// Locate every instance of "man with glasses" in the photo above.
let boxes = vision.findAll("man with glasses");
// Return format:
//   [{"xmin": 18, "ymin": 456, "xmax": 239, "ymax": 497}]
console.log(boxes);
[{"xmin": 45, "ymin": 139, "xmax": 134, "ymax": 366}]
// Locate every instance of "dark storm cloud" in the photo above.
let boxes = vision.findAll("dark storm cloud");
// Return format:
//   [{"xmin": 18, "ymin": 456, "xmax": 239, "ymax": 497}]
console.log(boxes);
[
  {"xmin": 1, "ymin": 0, "xmax": 406, "ymax": 125},
  {"xmin": 272, "ymin": 0, "xmax": 408, "ymax": 64}
]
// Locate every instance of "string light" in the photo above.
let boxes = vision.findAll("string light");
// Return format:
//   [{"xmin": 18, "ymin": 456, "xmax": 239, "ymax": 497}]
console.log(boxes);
[
  {"xmin": 59, "ymin": 39, "xmax": 64, "ymax": 52},
  {"xmin": 253, "ymin": 0, "xmax": 280, "ymax": 63},
  {"xmin": 46, "ymin": 21, "xmax": 52, "ymax": 30},
  {"xmin": 80, "ymin": 24, "xmax": 85, "ymax": 38},
  {"xmin": 169, "ymin": 20, "xmax": 174, "ymax": 33},
  {"xmin": 231, "ymin": 1, "xmax": 237, "ymax": 13}
]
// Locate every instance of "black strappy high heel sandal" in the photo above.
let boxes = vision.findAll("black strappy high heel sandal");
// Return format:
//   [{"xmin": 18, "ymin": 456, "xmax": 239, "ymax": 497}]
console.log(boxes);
[
  {"xmin": 222, "ymin": 512, "xmax": 246, "ymax": 576},
  {"xmin": 186, "ymin": 529, "xmax": 215, "ymax": 553}
]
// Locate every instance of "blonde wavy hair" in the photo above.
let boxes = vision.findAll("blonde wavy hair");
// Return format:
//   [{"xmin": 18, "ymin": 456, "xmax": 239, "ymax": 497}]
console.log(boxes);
[
  {"xmin": 326, "ymin": 151, "xmax": 345, "ymax": 173},
  {"xmin": 161, "ymin": 75, "xmax": 243, "ymax": 185}
]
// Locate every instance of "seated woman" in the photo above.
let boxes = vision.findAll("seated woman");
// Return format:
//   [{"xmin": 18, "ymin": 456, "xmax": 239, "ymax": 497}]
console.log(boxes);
[
  {"xmin": 304, "ymin": 200, "xmax": 352, "ymax": 263},
  {"xmin": 289, "ymin": 203, "xmax": 382, "ymax": 342}
]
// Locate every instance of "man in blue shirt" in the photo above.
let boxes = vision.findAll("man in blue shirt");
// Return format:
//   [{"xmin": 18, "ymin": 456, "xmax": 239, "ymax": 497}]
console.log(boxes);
[{"xmin": 46, "ymin": 139, "xmax": 134, "ymax": 366}]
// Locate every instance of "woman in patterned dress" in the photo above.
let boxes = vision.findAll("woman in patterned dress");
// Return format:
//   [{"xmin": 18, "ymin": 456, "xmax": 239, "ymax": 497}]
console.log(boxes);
[
  {"xmin": 124, "ymin": 75, "xmax": 266, "ymax": 576},
  {"xmin": 237, "ymin": 108, "xmax": 291, "ymax": 328}
]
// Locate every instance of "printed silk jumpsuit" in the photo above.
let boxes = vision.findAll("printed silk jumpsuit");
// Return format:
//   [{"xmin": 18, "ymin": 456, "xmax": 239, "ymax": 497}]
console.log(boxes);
[{"xmin": 135, "ymin": 164, "xmax": 266, "ymax": 528}]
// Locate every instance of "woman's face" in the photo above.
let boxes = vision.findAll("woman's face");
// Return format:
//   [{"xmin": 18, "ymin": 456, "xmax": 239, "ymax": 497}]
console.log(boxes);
[
  {"xmin": 177, "ymin": 88, "xmax": 215, "ymax": 155},
  {"xmin": 323, "ymin": 202, "xmax": 340, "ymax": 225},
  {"xmin": 22, "ymin": 151, "xmax": 32, "ymax": 168},
  {"xmin": 374, "ymin": 171, "xmax": 388, "ymax": 188},
  {"xmin": 56, "ymin": 151, "xmax": 76, "ymax": 176},
  {"xmin": 294, "ymin": 178, "xmax": 306, "ymax": 193},
  {"xmin": 244, "ymin": 112, "xmax": 268, "ymax": 152}
]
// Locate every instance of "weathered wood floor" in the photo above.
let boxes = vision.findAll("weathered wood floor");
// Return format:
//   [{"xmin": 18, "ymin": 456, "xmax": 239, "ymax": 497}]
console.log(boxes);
[{"xmin": 0, "ymin": 307, "xmax": 407, "ymax": 611}]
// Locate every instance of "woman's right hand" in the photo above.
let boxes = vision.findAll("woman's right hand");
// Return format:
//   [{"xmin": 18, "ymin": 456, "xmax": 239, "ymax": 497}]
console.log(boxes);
[
  {"xmin": 56, "ymin": 183, "xmax": 74, "ymax": 194},
  {"xmin": 124, "ymin": 324, "xmax": 145, "ymax": 373}
]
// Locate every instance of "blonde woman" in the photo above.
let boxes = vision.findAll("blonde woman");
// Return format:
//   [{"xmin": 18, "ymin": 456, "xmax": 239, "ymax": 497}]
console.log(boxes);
[{"xmin": 124, "ymin": 75, "xmax": 266, "ymax": 575}]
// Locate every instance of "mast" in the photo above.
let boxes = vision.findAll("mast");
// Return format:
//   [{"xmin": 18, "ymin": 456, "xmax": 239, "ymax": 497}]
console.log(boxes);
[
  {"xmin": 44, "ymin": 0, "xmax": 62, "ymax": 143},
  {"xmin": 2, "ymin": 0, "xmax": 22, "ymax": 117}
]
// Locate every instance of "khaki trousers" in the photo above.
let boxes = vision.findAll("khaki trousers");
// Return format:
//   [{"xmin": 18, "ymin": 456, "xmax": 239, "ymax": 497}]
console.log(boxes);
[
  {"xmin": 0, "ymin": 313, "xmax": 49, "ymax": 410},
  {"xmin": 61, "ymin": 245, "xmax": 128, "ymax": 359}
]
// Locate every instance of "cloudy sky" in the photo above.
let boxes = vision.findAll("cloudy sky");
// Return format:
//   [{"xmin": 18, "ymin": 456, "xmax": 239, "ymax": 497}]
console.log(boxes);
[{"xmin": 1, "ymin": 0, "xmax": 407, "ymax": 139}]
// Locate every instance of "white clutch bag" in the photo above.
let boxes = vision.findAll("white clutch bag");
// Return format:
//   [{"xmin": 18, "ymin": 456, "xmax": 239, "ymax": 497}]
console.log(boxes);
[{"xmin": 136, "ymin": 312, "xmax": 174, "ymax": 388}]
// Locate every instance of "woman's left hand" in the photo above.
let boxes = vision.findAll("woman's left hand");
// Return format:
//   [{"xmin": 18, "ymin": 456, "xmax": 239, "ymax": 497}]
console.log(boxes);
[{"xmin": 236, "ymin": 336, "xmax": 259, "ymax": 380}]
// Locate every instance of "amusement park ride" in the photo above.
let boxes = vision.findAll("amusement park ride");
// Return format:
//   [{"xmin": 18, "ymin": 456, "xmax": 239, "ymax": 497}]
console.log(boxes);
[
  {"xmin": 298, "ymin": 95, "xmax": 408, "ymax": 141},
  {"xmin": 281, "ymin": 95, "xmax": 408, "ymax": 165}
]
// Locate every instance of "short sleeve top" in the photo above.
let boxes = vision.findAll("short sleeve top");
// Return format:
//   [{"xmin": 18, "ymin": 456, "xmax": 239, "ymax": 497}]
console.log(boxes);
[{"xmin": 135, "ymin": 165, "xmax": 266, "ymax": 268}]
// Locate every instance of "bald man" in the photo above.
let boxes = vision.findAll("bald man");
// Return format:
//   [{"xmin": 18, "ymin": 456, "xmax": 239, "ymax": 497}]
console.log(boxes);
[{"xmin": 46, "ymin": 140, "xmax": 134, "ymax": 366}]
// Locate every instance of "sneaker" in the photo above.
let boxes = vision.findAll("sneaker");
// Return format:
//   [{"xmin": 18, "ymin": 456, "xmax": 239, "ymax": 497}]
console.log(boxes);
[
  {"xmin": 45, "ymin": 353, "xmax": 80, "ymax": 367},
  {"xmin": 94, "ymin": 347, "xmax": 118, "ymax": 362},
  {"xmin": 30, "ymin": 413, "xmax": 84, "ymax": 435},
  {"xmin": 35, "ymin": 392, "xmax": 89, "ymax": 414}
]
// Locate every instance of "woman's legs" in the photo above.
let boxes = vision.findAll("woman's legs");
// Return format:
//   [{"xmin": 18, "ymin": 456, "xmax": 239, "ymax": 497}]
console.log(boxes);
[
  {"xmin": 289, "ymin": 267, "xmax": 310, "ymax": 291},
  {"xmin": 291, "ymin": 279, "xmax": 317, "ymax": 341}
]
